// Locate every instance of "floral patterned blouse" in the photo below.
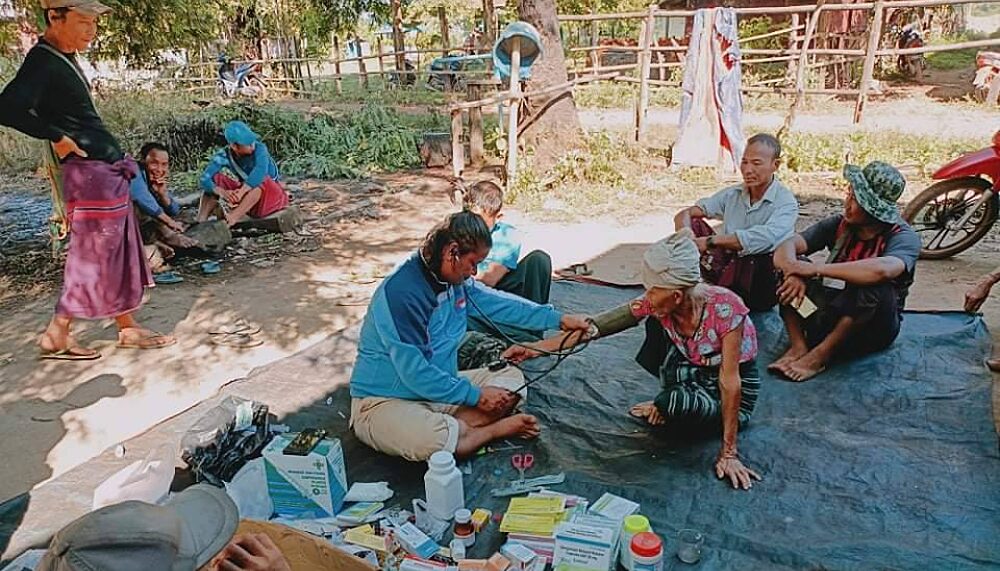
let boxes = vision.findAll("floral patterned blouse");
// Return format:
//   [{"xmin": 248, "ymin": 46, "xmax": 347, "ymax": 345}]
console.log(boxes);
[{"xmin": 630, "ymin": 285, "xmax": 758, "ymax": 367}]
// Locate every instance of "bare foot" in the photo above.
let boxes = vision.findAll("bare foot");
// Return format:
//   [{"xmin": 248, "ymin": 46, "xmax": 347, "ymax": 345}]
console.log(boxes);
[
  {"xmin": 494, "ymin": 414, "xmax": 541, "ymax": 440},
  {"xmin": 768, "ymin": 344, "xmax": 809, "ymax": 373},
  {"xmin": 783, "ymin": 352, "xmax": 827, "ymax": 382},
  {"xmin": 628, "ymin": 401, "xmax": 665, "ymax": 426}
]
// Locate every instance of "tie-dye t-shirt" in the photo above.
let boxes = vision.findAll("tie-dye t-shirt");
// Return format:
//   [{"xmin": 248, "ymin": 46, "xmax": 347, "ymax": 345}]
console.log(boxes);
[{"xmin": 630, "ymin": 285, "xmax": 757, "ymax": 367}]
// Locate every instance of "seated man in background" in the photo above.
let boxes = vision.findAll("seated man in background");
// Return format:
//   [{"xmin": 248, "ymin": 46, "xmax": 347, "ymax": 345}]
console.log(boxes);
[
  {"xmin": 197, "ymin": 120, "xmax": 290, "ymax": 227},
  {"xmin": 130, "ymin": 142, "xmax": 197, "ymax": 281},
  {"xmin": 674, "ymin": 133, "xmax": 798, "ymax": 311},
  {"xmin": 463, "ymin": 180, "xmax": 553, "ymax": 342},
  {"xmin": 349, "ymin": 211, "xmax": 590, "ymax": 461},
  {"xmin": 770, "ymin": 161, "xmax": 920, "ymax": 382}
]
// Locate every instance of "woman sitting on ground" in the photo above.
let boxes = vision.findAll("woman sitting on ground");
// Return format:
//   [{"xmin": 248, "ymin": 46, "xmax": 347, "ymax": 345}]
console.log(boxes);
[
  {"xmin": 504, "ymin": 230, "xmax": 762, "ymax": 490},
  {"xmin": 196, "ymin": 121, "xmax": 290, "ymax": 227}
]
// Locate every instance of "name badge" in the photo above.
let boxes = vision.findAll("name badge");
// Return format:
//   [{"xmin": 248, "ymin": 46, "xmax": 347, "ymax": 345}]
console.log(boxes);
[{"xmin": 823, "ymin": 277, "xmax": 847, "ymax": 290}]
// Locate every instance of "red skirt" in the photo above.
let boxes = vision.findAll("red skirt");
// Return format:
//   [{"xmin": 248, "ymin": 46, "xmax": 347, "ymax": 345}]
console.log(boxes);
[{"xmin": 213, "ymin": 172, "xmax": 290, "ymax": 218}]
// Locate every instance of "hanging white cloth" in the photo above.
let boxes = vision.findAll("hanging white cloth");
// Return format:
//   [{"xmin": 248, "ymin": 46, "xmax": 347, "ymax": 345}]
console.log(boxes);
[{"xmin": 673, "ymin": 8, "xmax": 746, "ymax": 172}]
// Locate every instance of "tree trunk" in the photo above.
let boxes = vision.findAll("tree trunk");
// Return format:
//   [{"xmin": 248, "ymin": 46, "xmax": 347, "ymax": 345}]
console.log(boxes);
[
  {"xmin": 517, "ymin": 0, "xmax": 582, "ymax": 169},
  {"xmin": 391, "ymin": 0, "xmax": 407, "ymax": 73}
]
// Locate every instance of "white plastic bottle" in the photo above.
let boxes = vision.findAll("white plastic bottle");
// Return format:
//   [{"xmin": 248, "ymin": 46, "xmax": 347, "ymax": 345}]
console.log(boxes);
[
  {"xmin": 630, "ymin": 532, "xmax": 664, "ymax": 571},
  {"xmin": 424, "ymin": 450, "xmax": 465, "ymax": 520}
]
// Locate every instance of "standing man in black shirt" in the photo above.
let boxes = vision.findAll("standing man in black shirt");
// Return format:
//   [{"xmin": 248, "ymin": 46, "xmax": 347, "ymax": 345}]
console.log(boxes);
[{"xmin": 0, "ymin": 1, "xmax": 176, "ymax": 360}]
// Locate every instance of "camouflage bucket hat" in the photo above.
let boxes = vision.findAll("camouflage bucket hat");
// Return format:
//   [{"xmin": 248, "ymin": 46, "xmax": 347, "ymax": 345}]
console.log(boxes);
[{"xmin": 843, "ymin": 161, "xmax": 906, "ymax": 224}]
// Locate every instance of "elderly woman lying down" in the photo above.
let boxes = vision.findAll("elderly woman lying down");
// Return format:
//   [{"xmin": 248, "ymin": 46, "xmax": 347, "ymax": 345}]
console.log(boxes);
[{"xmin": 503, "ymin": 230, "xmax": 763, "ymax": 490}]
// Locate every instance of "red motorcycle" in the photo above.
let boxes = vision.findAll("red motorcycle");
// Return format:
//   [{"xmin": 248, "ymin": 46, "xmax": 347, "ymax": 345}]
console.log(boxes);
[{"xmin": 903, "ymin": 130, "xmax": 1000, "ymax": 259}]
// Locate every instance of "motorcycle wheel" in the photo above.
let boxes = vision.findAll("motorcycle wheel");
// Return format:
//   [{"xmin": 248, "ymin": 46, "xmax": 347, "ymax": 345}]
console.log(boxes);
[{"xmin": 902, "ymin": 176, "xmax": 997, "ymax": 260}]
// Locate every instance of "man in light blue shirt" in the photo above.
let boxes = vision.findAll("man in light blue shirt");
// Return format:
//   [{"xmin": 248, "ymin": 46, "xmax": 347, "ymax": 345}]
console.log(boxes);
[{"xmin": 674, "ymin": 133, "xmax": 799, "ymax": 310}]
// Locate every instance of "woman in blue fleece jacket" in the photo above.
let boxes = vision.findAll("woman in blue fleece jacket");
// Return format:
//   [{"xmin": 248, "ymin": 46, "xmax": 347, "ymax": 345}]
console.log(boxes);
[{"xmin": 349, "ymin": 211, "xmax": 591, "ymax": 461}]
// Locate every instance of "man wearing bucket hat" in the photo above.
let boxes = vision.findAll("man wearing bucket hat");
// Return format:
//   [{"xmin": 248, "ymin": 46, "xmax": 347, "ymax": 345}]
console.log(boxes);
[
  {"xmin": 0, "ymin": 0, "xmax": 177, "ymax": 360},
  {"xmin": 35, "ymin": 484, "xmax": 292, "ymax": 571},
  {"xmin": 769, "ymin": 161, "xmax": 920, "ymax": 382},
  {"xmin": 504, "ymin": 230, "xmax": 764, "ymax": 491},
  {"xmin": 196, "ymin": 120, "xmax": 290, "ymax": 227}
]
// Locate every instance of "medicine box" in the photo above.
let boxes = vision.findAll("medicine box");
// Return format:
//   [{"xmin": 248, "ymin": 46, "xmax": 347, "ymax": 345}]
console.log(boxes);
[
  {"xmin": 396, "ymin": 521, "xmax": 441, "ymax": 560},
  {"xmin": 262, "ymin": 434, "xmax": 348, "ymax": 519},
  {"xmin": 552, "ymin": 522, "xmax": 617, "ymax": 571}
]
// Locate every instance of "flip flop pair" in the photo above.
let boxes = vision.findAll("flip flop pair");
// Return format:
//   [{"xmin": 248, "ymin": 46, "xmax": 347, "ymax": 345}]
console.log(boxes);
[{"xmin": 209, "ymin": 320, "xmax": 263, "ymax": 349}]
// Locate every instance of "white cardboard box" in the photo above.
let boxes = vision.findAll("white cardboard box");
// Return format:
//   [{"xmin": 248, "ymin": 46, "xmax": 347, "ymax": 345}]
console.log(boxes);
[
  {"xmin": 262, "ymin": 434, "xmax": 348, "ymax": 519},
  {"xmin": 553, "ymin": 522, "xmax": 616, "ymax": 571}
]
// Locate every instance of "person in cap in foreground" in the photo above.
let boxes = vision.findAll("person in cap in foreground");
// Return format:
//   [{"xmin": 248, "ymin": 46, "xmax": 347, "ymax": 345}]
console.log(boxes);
[
  {"xmin": 0, "ymin": 0, "xmax": 175, "ymax": 360},
  {"xmin": 769, "ymin": 161, "xmax": 920, "ymax": 382},
  {"xmin": 504, "ymin": 230, "xmax": 762, "ymax": 490},
  {"xmin": 196, "ymin": 120, "xmax": 290, "ymax": 227},
  {"xmin": 36, "ymin": 484, "xmax": 291, "ymax": 571}
]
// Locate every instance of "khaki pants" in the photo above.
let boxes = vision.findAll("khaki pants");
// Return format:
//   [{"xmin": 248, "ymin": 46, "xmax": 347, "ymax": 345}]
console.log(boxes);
[{"xmin": 350, "ymin": 367, "xmax": 525, "ymax": 461}]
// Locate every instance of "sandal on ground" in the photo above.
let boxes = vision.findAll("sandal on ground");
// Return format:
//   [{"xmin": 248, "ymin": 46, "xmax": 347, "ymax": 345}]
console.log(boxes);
[
  {"xmin": 209, "ymin": 319, "xmax": 261, "ymax": 336},
  {"xmin": 201, "ymin": 261, "xmax": 222, "ymax": 275},
  {"xmin": 39, "ymin": 346, "xmax": 101, "ymax": 361},
  {"xmin": 210, "ymin": 333, "xmax": 264, "ymax": 349},
  {"xmin": 555, "ymin": 263, "xmax": 593, "ymax": 278},
  {"xmin": 117, "ymin": 330, "xmax": 177, "ymax": 350},
  {"xmin": 153, "ymin": 271, "xmax": 184, "ymax": 285}
]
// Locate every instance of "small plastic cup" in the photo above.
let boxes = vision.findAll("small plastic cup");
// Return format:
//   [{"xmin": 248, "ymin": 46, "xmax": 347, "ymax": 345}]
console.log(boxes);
[{"xmin": 676, "ymin": 529, "xmax": 704, "ymax": 564}]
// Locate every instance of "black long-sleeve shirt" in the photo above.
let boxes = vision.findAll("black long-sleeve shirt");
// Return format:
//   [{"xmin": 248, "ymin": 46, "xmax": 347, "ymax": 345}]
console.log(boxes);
[{"xmin": 0, "ymin": 39, "xmax": 123, "ymax": 163}]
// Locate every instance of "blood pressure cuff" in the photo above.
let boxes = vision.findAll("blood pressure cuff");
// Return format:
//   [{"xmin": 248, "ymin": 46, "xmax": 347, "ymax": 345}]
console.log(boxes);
[{"xmin": 591, "ymin": 303, "xmax": 641, "ymax": 339}]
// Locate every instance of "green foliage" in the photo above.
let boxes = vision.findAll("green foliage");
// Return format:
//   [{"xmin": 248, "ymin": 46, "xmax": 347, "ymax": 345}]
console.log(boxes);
[
  {"xmin": 739, "ymin": 17, "xmax": 788, "ymax": 82},
  {"xmin": 780, "ymin": 130, "xmax": 982, "ymax": 176},
  {"xmin": 0, "ymin": 89, "xmax": 448, "ymax": 179}
]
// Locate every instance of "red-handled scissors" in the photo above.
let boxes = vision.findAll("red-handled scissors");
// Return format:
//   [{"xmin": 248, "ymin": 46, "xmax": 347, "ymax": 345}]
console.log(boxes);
[{"xmin": 512, "ymin": 453, "xmax": 534, "ymax": 482}]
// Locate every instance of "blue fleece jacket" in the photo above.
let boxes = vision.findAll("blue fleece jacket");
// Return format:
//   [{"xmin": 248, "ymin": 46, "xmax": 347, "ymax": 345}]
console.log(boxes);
[
  {"xmin": 350, "ymin": 253, "xmax": 563, "ymax": 406},
  {"xmin": 130, "ymin": 169, "xmax": 180, "ymax": 219}
]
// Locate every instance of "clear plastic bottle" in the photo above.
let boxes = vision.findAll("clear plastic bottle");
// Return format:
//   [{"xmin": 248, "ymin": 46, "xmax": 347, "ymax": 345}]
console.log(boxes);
[{"xmin": 424, "ymin": 450, "xmax": 465, "ymax": 520}]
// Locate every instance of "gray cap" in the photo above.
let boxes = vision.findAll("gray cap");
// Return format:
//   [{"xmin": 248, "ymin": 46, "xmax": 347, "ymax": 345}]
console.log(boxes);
[
  {"xmin": 39, "ymin": 0, "xmax": 113, "ymax": 16},
  {"xmin": 37, "ymin": 484, "xmax": 239, "ymax": 571}
]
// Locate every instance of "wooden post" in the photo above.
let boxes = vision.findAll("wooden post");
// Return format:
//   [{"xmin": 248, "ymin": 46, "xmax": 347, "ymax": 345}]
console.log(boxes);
[
  {"xmin": 439, "ymin": 7, "xmax": 450, "ymax": 57},
  {"xmin": 451, "ymin": 109, "xmax": 465, "ymax": 177},
  {"xmin": 391, "ymin": 0, "xmax": 406, "ymax": 73},
  {"xmin": 589, "ymin": 2, "xmax": 600, "ymax": 72},
  {"xmin": 787, "ymin": 13, "xmax": 800, "ymax": 77},
  {"xmin": 635, "ymin": 4, "xmax": 655, "ymax": 142},
  {"xmin": 506, "ymin": 37, "xmax": 522, "ymax": 187},
  {"xmin": 468, "ymin": 82, "xmax": 485, "ymax": 166},
  {"xmin": 358, "ymin": 36, "xmax": 370, "ymax": 89},
  {"xmin": 483, "ymin": 0, "xmax": 497, "ymax": 47},
  {"xmin": 333, "ymin": 35, "xmax": 343, "ymax": 94},
  {"xmin": 854, "ymin": 0, "xmax": 885, "ymax": 124},
  {"xmin": 377, "ymin": 36, "xmax": 386, "ymax": 78},
  {"xmin": 779, "ymin": 0, "xmax": 827, "ymax": 137}
]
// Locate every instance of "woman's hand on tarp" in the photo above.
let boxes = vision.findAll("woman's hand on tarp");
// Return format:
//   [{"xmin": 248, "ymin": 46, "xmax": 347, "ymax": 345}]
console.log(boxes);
[
  {"xmin": 964, "ymin": 279, "xmax": 993, "ymax": 313},
  {"xmin": 715, "ymin": 453, "xmax": 761, "ymax": 491}
]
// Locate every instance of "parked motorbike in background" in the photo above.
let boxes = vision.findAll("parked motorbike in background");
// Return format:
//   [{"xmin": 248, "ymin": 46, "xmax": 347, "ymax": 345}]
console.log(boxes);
[
  {"xmin": 894, "ymin": 23, "xmax": 926, "ymax": 80},
  {"xmin": 217, "ymin": 54, "xmax": 267, "ymax": 98},
  {"xmin": 974, "ymin": 51, "xmax": 1000, "ymax": 106},
  {"xmin": 903, "ymin": 131, "xmax": 1000, "ymax": 259}
]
